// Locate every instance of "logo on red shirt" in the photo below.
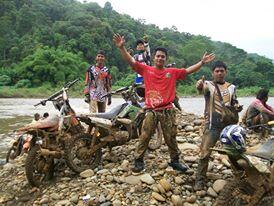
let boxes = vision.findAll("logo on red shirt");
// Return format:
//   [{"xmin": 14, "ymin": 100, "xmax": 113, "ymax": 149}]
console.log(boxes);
[{"xmin": 147, "ymin": 90, "xmax": 163, "ymax": 108}]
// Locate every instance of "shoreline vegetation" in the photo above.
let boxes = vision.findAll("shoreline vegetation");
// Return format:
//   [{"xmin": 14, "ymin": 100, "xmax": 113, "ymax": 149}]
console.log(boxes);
[
  {"xmin": 1, "ymin": 0, "xmax": 274, "ymax": 101},
  {"xmin": 1, "ymin": 85, "xmax": 273, "ymax": 98}
]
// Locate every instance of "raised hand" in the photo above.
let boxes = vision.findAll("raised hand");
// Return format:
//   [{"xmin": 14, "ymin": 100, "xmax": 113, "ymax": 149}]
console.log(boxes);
[
  {"xmin": 196, "ymin": 75, "xmax": 205, "ymax": 89},
  {"xmin": 113, "ymin": 33, "xmax": 125, "ymax": 49},
  {"xmin": 201, "ymin": 52, "xmax": 215, "ymax": 64}
]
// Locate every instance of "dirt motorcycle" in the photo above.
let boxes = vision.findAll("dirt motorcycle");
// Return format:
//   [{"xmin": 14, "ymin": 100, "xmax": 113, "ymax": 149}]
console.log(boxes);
[
  {"xmin": 213, "ymin": 121, "xmax": 274, "ymax": 206},
  {"xmin": 18, "ymin": 79, "xmax": 87, "ymax": 187},
  {"xmin": 67, "ymin": 84, "xmax": 163, "ymax": 172}
]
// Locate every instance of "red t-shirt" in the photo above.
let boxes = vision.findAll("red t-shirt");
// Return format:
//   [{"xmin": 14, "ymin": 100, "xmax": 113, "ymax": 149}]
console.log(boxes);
[{"xmin": 133, "ymin": 62, "xmax": 187, "ymax": 110}]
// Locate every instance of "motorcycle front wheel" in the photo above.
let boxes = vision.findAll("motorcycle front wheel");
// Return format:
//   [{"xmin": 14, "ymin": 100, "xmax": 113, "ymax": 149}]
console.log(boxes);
[
  {"xmin": 214, "ymin": 178, "xmax": 269, "ymax": 206},
  {"xmin": 6, "ymin": 145, "xmax": 19, "ymax": 163},
  {"xmin": 65, "ymin": 133, "xmax": 102, "ymax": 173},
  {"xmin": 25, "ymin": 145, "xmax": 54, "ymax": 187}
]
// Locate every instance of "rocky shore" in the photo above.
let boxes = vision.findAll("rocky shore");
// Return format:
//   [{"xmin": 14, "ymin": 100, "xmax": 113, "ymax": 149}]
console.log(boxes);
[{"xmin": 0, "ymin": 110, "xmax": 264, "ymax": 206}]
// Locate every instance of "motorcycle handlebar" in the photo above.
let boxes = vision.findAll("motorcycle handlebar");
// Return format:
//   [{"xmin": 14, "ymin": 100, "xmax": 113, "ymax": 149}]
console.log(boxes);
[
  {"xmin": 34, "ymin": 78, "xmax": 79, "ymax": 107},
  {"xmin": 248, "ymin": 124, "xmax": 270, "ymax": 130},
  {"xmin": 101, "ymin": 86, "xmax": 130, "ymax": 98},
  {"xmin": 115, "ymin": 86, "xmax": 130, "ymax": 93},
  {"xmin": 64, "ymin": 78, "xmax": 79, "ymax": 89}
]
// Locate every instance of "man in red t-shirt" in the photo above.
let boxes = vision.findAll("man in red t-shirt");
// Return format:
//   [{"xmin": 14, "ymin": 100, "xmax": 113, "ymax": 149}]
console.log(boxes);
[{"xmin": 113, "ymin": 34, "xmax": 215, "ymax": 173}]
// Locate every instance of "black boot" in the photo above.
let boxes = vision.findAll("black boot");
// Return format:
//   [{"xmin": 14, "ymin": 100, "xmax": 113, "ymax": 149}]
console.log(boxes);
[
  {"xmin": 168, "ymin": 159, "xmax": 188, "ymax": 173},
  {"xmin": 132, "ymin": 158, "xmax": 145, "ymax": 173}
]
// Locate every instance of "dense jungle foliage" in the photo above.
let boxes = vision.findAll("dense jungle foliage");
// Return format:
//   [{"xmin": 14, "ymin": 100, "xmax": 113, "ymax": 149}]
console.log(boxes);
[{"xmin": 0, "ymin": 0, "xmax": 273, "ymax": 96}]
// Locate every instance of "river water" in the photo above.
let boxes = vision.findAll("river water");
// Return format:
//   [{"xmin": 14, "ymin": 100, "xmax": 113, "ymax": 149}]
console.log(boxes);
[{"xmin": 0, "ymin": 97, "xmax": 273, "ymax": 161}]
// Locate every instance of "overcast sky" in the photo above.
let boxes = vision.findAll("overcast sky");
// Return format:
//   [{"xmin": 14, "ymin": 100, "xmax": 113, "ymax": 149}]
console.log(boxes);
[{"xmin": 80, "ymin": 0, "xmax": 274, "ymax": 60}]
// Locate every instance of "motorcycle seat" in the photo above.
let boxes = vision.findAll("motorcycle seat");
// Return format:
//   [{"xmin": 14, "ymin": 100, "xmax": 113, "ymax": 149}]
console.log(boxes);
[
  {"xmin": 19, "ymin": 115, "xmax": 59, "ymax": 132},
  {"xmin": 89, "ymin": 103, "xmax": 127, "ymax": 120},
  {"xmin": 246, "ymin": 137, "xmax": 274, "ymax": 161}
]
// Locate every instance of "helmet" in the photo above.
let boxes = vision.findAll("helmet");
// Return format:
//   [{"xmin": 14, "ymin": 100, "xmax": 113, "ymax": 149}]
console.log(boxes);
[{"xmin": 220, "ymin": 125, "xmax": 246, "ymax": 152}]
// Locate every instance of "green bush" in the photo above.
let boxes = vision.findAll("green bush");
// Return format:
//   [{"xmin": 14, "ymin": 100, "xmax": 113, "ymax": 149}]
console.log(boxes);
[
  {"xmin": 0, "ymin": 75, "xmax": 11, "ymax": 86},
  {"xmin": 15, "ymin": 79, "xmax": 32, "ymax": 88}
]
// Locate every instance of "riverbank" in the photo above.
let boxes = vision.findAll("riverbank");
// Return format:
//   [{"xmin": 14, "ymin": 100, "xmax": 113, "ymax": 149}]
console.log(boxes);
[
  {"xmin": 1, "ymin": 85, "xmax": 273, "ymax": 98},
  {"xmin": 0, "ymin": 110, "xmax": 266, "ymax": 205}
]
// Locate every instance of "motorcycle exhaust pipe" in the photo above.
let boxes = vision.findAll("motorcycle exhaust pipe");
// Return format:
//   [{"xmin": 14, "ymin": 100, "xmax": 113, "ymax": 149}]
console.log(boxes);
[
  {"xmin": 40, "ymin": 148, "xmax": 62, "ymax": 158},
  {"xmin": 116, "ymin": 118, "xmax": 132, "ymax": 125}
]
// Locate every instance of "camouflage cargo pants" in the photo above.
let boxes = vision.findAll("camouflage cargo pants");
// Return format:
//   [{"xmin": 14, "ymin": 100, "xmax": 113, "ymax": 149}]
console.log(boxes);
[{"xmin": 135, "ymin": 108, "xmax": 180, "ymax": 160}]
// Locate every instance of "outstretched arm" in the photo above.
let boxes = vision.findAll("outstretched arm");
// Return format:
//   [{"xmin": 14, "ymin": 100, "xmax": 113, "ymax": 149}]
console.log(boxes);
[
  {"xmin": 186, "ymin": 52, "xmax": 215, "ymax": 74},
  {"xmin": 254, "ymin": 100, "xmax": 274, "ymax": 116},
  {"xmin": 113, "ymin": 33, "xmax": 136, "ymax": 67}
]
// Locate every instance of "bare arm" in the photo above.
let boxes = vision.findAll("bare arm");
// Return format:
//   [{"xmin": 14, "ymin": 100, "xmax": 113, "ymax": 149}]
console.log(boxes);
[
  {"xmin": 254, "ymin": 101, "xmax": 274, "ymax": 116},
  {"xmin": 113, "ymin": 33, "xmax": 136, "ymax": 67},
  {"xmin": 186, "ymin": 52, "xmax": 215, "ymax": 74}
]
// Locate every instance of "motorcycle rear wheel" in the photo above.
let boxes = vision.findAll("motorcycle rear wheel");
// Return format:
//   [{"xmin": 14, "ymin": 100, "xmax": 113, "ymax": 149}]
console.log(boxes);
[
  {"xmin": 25, "ymin": 145, "xmax": 54, "ymax": 187},
  {"xmin": 65, "ymin": 133, "xmax": 102, "ymax": 173}
]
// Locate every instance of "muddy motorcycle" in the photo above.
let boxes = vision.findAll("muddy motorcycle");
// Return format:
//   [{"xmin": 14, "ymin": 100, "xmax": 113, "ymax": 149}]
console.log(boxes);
[
  {"xmin": 213, "ymin": 121, "xmax": 274, "ymax": 206},
  {"xmin": 67, "ymin": 84, "xmax": 163, "ymax": 172},
  {"xmin": 18, "ymin": 79, "xmax": 86, "ymax": 186}
]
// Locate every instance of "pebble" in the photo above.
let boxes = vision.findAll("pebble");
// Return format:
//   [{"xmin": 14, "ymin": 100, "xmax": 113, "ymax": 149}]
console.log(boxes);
[
  {"xmin": 140, "ymin": 173, "xmax": 155, "ymax": 185},
  {"xmin": 39, "ymin": 197, "xmax": 49, "ymax": 204},
  {"xmin": 213, "ymin": 179, "xmax": 227, "ymax": 193},
  {"xmin": 186, "ymin": 195, "xmax": 196, "ymax": 203},
  {"xmin": 70, "ymin": 195, "xmax": 79, "ymax": 203},
  {"xmin": 112, "ymin": 199, "xmax": 122, "ymax": 206},
  {"xmin": 0, "ymin": 111, "xmax": 264, "ymax": 206},
  {"xmin": 51, "ymin": 193, "xmax": 61, "ymax": 200},
  {"xmin": 207, "ymin": 187, "xmax": 218, "ymax": 197},
  {"xmin": 174, "ymin": 177, "xmax": 184, "ymax": 185},
  {"xmin": 80, "ymin": 169, "xmax": 94, "ymax": 178},
  {"xmin": 124, "ymin": 175, "xmax": 141, "ymax": 185},
  {"xmin": 156, "ymin": 183, "xmax": 166, "ymax": 194},
  {"xmin": 159, "ymin": 178, "xmax": 172, "ymax": 191},
  {"xmin": 171, "ymin": 195, "xmax": 183, "ymax": 206},
  {"xmin": 151, "ymin": 192, "xmax": 165, "ymax": 202}
]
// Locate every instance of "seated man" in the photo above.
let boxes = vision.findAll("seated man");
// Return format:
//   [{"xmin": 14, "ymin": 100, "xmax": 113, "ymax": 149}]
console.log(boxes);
[{"xmin": 242, "ymin": 88, "xmax": 274, "ymax": 127}]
